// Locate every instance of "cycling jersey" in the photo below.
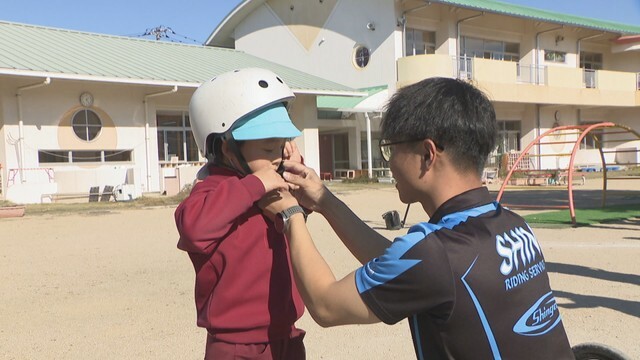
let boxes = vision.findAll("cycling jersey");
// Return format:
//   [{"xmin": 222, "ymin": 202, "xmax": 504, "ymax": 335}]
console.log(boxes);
[{"xmin": 356, "ymin": 187, "xmax": 574, "ymax": 359}]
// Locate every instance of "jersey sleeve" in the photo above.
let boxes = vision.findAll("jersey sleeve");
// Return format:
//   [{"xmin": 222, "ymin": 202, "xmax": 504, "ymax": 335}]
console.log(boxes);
[{"xmin": 355, "ymin": 223, "xmax": 455, "ymax": 324}]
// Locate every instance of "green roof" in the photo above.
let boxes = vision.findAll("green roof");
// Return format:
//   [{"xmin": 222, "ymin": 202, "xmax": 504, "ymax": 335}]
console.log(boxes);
[
  {"xmin": 317, "ymin": 85, "xmax": 387, "ymax": 111},
  {"xmin": 432, "ymin": 0, "xmax": 640, "ymax": 35},
  {"xmin": 0, "ymin": 21, "xmax": 360, "ymax": 96}
]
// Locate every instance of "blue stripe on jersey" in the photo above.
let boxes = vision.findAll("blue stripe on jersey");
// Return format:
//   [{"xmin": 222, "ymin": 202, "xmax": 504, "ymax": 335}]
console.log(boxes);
[
  {"xmin": 461, "ymin": 256, "xmax": 502, "ymax": 359},
  {"xmin": 355, "ymin": 231, "xmax": 428, "ymax": 293},
  {"xmin": 412, "ymin": 315, "xmax": 425, "ymax": 360},
  {"xmin": 356, "ymin": 202, "xmax": 498, "ymax": 294}
]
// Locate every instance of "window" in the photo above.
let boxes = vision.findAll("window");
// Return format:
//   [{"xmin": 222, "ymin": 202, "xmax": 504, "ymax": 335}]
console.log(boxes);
[
  {"xmin": 405, "ymin": 28, "xmax": 435, "ymax": 56},
  {"xmin": 333, "ymin": 133, "xmax": 350, "ymax": 169},
  {"xmin": 156, "ymin": 112, "xmax": 199, "ymax": 162},
  {"xmin": 580, "ymin": 52, "xmax": 603, "ymax": 70},
  {"xmin": 38, "ymin": 150, "xmax": 132, "ymax": 164},
  {"xmin": 462, "ymin": 37, "xmax": 520, "ymax": 62},
  {"xmin": 544, "ymin": 50, "xmax": 566, "ymax": 63},
  {"xmin": 496, "ymin": 121, "xmax": 521, "ymax": 154},
  {"xmin": 353, "ymin": 46, "xmax": 370, "ymax": 68},
  {"xmin": 72, "ymin": 109, "xmax": 102, "ymax": 141},
  {"xmin": 579, "ymin": 122, "xmax": 605, "ymax": 149},
  {"xmin": 360, "ymin": 132, "xmax": 386, "ymax": 168}
]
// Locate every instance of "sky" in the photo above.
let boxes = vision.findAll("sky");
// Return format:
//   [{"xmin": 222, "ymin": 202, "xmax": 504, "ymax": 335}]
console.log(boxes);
[{"xmin": 1, "ymin": 0, "xmax": 639, "ymax": 45}]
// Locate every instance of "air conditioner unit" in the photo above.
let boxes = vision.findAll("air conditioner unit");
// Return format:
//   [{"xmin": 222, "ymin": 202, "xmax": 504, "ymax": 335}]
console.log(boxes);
[{"xmin": 113, "ymin": 184, "xmax": 139, "ymax": 202}]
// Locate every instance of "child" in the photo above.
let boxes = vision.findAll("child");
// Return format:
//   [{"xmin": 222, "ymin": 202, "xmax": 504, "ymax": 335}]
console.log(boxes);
[{"xmin": 175, "ymin": 68, "xmax": 306, "ymax": 359}]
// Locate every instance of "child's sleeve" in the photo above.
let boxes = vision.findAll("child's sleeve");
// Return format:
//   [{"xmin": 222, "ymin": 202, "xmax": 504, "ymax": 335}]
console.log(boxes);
[{"xmin": 175, "ymin": 174, "xmax": 265, "ymax": 254}]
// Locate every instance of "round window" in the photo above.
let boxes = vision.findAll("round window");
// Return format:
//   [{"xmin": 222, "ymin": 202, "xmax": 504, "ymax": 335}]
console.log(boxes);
[
  {"xmin": 353, "ymin": 46, "xmax": 370, "ymax": 68},
  {"xmin": 72, "ymin": 109, "xmax": 102, "ymax": 141}
]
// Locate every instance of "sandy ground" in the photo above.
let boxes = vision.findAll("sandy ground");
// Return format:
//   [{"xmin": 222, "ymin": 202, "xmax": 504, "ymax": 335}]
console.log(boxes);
[{"xmin": 1, "ymin": 179, "xmax": 638, "ymax": 359}]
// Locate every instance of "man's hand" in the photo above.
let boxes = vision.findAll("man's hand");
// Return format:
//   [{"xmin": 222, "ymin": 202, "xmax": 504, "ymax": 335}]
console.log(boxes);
[
  {"xmin": 284, "ymin": 140, "xmax": 302, "ymax": 163},
  {"xmin": 253, "ymin": 167, "xmax": 289, "ymax": 193},
  {"xmin": 258, "ymin": 190, "xmax": 299, "ymax": 222},
  {"xmin": 282, "ymin": 160, "xmax": 330, "ymax": 213}
]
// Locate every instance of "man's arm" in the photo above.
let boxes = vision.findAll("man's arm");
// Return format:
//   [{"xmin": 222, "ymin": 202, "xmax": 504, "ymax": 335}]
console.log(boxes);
[
  {"xmin": 283, "ymin": 161, "xmax": 391, "ymax": 264},
  {"xmin": 285, "ymin": 212, "xmax": 381, "ymax": 327}
]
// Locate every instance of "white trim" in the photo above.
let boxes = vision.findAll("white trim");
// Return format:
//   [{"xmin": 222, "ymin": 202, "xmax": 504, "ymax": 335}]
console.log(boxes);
[{"xmin": 0, "ymin": 68, "xmax": 365, "ymax": 97}]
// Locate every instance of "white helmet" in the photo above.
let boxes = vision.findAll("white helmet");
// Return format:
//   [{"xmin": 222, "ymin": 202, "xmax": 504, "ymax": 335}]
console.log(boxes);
[{"xmin": 189, "ymin": 68, "xmax": 298, "ymax": 158}]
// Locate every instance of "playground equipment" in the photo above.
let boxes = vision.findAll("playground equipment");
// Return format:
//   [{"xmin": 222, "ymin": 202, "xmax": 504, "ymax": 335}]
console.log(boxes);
[{"xmin": 497, "ymin": 122, "xmax": 640, "ymax": 225}]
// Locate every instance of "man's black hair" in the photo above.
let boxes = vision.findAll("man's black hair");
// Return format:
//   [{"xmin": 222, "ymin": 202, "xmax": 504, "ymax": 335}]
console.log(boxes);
[{"xmin": 381, "ymin": 77, "xmax": 497, "ymax": 175}]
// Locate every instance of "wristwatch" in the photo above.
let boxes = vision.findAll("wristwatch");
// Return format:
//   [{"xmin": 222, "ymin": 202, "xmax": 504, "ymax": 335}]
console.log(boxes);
[{"xmin": 275, "ymin": 205, "xmax": 307, "ymax": 233}]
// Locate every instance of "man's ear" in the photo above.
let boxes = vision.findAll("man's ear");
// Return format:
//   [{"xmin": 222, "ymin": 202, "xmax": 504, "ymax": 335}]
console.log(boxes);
[{"xmin": 422, "ymin": 139, "xmax": 437, "ymax": 167}]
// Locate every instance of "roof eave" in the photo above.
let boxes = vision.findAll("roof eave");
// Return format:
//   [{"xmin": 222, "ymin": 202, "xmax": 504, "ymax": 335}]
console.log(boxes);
[
  {"xmin": 0, "ymin": 68, "xmax": 366, "ymax": 97},
  {"xmin": 205, "ymin": 0, "xmax": 264, "ymax": 47}
]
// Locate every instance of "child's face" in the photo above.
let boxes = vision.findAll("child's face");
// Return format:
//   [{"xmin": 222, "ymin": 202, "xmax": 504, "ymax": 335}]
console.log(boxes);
[{"xmin": 239, "ymin": 138, "xmax": 287, "ymax": 173}]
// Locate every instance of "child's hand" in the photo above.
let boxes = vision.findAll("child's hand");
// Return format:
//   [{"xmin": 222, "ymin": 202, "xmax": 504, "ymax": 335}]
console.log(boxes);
[
  {"xmin": 284, "ymin": 140, "xmax": 302, "ymax": 163},
  {"xmin": 253, "ymin": 167, "xmax": 288, "ymax": 193},
  {"xmin": 258, "ymin": 190, "xmax": 299, "ymax": 222}
]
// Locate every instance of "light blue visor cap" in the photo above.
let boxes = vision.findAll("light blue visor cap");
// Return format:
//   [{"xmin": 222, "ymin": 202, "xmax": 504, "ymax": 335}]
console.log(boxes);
[{"xmin": 231, "ymin": 103, "xmax": 302, "ymax": 140}]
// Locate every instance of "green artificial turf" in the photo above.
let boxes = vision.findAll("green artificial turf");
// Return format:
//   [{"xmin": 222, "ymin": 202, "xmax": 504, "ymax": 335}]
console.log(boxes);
[{"xmin": 523, "ymin": 204, "xmax": 640, "ymax": 227}]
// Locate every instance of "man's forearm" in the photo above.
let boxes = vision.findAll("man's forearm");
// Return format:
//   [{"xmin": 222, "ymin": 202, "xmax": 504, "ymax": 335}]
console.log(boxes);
[
  {"xmin": 318, "ymin": 191, "xmax": 391, "ymax": 264},
  {"xmin": 285, "ymin": 215, "xmax": 380, "ymax": 327}
]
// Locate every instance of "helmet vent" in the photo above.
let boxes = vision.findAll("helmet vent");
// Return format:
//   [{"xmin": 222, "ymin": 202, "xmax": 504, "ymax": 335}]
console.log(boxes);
[
  {"xmin": 221, "ymin": 122, "xmax": 226, "ymax": 128},
  {"xmin": 258, "ymin": 80, "xmax": 269, "ymax": 88},
  {"xmin": 276, "ymin": 77, "xmax": 283, "ymax": 84}
]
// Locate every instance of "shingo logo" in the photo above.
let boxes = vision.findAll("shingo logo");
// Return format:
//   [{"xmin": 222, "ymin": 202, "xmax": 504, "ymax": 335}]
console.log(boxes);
[{"xmin": 513, "ymin": 292, "xmax": 562, "ymax": 336}]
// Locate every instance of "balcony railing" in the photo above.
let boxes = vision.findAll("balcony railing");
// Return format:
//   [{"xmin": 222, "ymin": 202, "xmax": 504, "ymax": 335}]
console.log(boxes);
[
  {"xmin": 583, "ymin": 69, "xmax": 597, "ymax": 89},
  {"xmin": 517, "ymin": 63, "xmax": 546, "ymax": 85},
  {"xmin": 453, "ymin": 56, "xmax": 473, "ymax": 80}
]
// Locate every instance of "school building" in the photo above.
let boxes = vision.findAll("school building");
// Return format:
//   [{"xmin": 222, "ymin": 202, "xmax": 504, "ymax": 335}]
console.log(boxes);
[
  {"xmin": 208, "ymin": 0, "xmax": 640, "ymax": 179},
  {"xmin": 1, "ymin": 0, "xmax": 639, "ymax": 203}
]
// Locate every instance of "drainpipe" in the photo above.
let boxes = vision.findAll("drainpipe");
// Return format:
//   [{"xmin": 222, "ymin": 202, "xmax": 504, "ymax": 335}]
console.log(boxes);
[
  {"xmin": 535, "ymin": 26, "xmax": 563, "ymax": 84},
  {"xmin": 364, "ymin": 112, "xmax": 373, "ymax": 178},
  {"xmin": 143, "ymin": 86, "xmax": 178, "ymax": 192},
  {"xmin": 16, "ymin": 77, "xmax": 51, "ymax": 183},
  {"xmin": 400, "ymin": 1, "xmax": 432, "ymax": 57},
  {"xmin": 576, "ymin": 32, "xmax": 605, "ymax": 67},
  {"xmin": 456, "ymin": 12, "xmax": 484, "ymax": 77}
]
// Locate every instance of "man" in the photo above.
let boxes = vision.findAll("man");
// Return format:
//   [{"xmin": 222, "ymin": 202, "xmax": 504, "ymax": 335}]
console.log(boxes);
[{"xmin": 263, "ymin": 77, "xmax": 574, "ymax": 359}]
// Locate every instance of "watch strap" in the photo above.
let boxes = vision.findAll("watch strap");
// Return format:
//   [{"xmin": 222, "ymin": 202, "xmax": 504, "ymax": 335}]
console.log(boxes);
[{"xmin": 281, "ymin": 205, "xmax": 306, "ymax": 221}]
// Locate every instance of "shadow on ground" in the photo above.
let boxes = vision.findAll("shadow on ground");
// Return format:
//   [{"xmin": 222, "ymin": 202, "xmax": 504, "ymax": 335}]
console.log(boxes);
[
  {"xmin": 492, "ymin": 189, "xmax": 640, "ymax": 209},
  {"xmin": 548, "ymin": 262, "xmax": 640, "ymax": 318},
  {"xmin": 553, "ymin": 290, "xmax": 640, "ymax": 318},
  {"xmin": 547, "ymin": 262, "xmax": 640, "ymax": 288}
]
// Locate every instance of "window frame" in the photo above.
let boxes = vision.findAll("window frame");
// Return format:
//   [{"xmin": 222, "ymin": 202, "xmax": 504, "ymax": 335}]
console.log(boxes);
[
  {"xmin": 156, "ymin": 111, "xmax": 200, "ymax": 163},
  {"xmin": 71, "ymin": 109, "xmax": 102, "ymax": 142},
  {"xmin": 38, "ymin": 149, "xmax": 133, "ymax": 164},
  {"xmin": 405, "ymin": 28, "xmax": 436, "ymax": 56},
  {"xmin": 353, "ymin": 45, "xmax": 371, "ymax": 69}
]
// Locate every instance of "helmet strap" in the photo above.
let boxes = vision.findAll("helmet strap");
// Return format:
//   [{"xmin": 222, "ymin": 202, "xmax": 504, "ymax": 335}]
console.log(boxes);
[{"xmin": 223, "ymin": 132, "xmax": 253, "ymax": 176}]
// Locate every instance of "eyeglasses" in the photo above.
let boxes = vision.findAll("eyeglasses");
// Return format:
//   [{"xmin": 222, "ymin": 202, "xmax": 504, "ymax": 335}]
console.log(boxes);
[{"xmin": 378, "ymin": 138, "xmax": 444, "ymax": 162}]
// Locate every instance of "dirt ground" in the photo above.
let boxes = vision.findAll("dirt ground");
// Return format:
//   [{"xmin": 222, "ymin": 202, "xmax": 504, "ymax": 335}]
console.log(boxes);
[{"xmin": 0, "ymin": 179, "xmax": 638, "ymax": 359}]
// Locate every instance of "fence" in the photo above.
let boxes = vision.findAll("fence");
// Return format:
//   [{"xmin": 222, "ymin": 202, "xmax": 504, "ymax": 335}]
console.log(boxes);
[
  {"xmin": 517, "ymin": 63, "xmax": 546, "ymax": 84},
  {"xmin": 583, "ymin": 69, "xmax": 597, "ymax": 89},
  {"xmin": 453, "ymin": 56, "xmax": 473, "ymax": 80}
]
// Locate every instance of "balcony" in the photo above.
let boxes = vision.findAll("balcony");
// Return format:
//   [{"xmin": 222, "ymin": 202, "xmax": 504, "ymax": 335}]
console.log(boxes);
[{"xmin": 397, "ymin": 54, "xmax": 639, "ymax": 107}]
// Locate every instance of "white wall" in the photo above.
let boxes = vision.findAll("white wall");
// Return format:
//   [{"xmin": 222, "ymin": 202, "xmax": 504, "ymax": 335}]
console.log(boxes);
[
  {"xmin": 235, "ymin": 0, "xmax": 398, "ymax": 89},
  {"xmin": 0, "ymin": 77, "xmax": 193, "ymax": 203}
]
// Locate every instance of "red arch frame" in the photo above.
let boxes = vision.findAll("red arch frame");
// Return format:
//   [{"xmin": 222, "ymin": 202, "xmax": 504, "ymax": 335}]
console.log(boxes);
[{"xmin": 497, "ymin": 122, "xmax": 640, "ymax": 225}]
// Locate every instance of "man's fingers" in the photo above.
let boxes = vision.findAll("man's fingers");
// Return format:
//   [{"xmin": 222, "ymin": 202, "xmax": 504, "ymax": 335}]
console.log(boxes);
[
  {"xmin": 282, "ymin": 160, "xmax": 306, "ymax": 174},
  {"xmin": 283, "ymin": 170, "xmax": 305, "ymax": 185}
]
